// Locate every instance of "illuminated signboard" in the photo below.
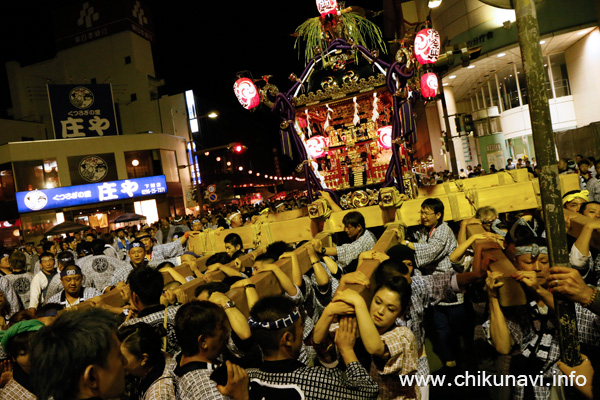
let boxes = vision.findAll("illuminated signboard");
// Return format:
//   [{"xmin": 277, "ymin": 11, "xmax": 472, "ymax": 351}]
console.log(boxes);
[
  {"xmin": 48, "ymin": 84, "xmax": 119, "ymax": 139},
  {"xmin": 16, "ymin": 175, "xmax": 167, "ymax": 213}
]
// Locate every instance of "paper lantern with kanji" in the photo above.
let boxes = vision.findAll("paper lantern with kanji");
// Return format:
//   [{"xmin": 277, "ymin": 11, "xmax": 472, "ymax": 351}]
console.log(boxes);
[
  {"xmin": 414, "ymin": 28, "xmax": 440, "ymax": 65},
  {"xmin": 306, "ymin": 135, "xmax": 328, "ymax": 158},
  {"xmin": 233, "ymin": 78, "xmax": 260, "ymax": 110},
  {"xmin": 377, "ymin": 126, "xmax": 393, "ymax": 150},
  {"xmin": 316, "ymin": 0, "xmax": 337, "ymax": 17},
  {"xmin": 421, "ymin": 72, "xmax": 438, "ymax": 100}
]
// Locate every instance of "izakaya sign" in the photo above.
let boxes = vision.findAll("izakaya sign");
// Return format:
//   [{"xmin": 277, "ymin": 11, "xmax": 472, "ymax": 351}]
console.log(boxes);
[
  {"xmin": 47, "ymin": 84, "xmax": 119, "ymax": 139},
  {"xmin": 16, "ymin": 175, "xmax": 167, "ymax": 213}
]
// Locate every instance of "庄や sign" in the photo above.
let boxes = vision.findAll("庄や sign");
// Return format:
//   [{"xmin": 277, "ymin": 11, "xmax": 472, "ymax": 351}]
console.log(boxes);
[{"xmin": 17, "ymin": 175, "xmax": 167, "ymax": 213}]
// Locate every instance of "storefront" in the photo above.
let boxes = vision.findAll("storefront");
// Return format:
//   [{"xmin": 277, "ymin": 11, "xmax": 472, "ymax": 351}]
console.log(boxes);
[{"xmin": 16, "ymin": 175, "xmax": 168, "ymax": 242}]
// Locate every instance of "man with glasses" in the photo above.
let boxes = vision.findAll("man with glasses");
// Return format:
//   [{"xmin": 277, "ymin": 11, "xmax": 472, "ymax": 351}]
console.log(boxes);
[{"xmin": 404, "ymin": 198, "xmax": 466, "ymax": 375}]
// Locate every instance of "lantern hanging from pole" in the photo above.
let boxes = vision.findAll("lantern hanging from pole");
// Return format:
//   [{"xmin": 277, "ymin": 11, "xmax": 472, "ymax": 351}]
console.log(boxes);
[
  {"xmin": 414, "ymin": 28, "xmax": 441, "ymax": 65},
  {"xmin": 306, "ymin": 135, "xmax": 327, "ymax": 158},
  {"xmin": 316, "ymin": 0, "xmax": 338, "ymax": 17},
  {"xmin": 377, "ymin": 126, "xmax": 393, "ymax": 150},
  {"xmin": 421, "ymin": 72, "xmax": 438, "ymax": 100},
  {"xmin": 233, "ymin": 78, "xmax": 260, "ymax": 110}
]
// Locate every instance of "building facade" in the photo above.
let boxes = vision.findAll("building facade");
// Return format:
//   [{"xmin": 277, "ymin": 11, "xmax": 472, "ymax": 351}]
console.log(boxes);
[
  {"xmin": 406, "ymin": 0, "xmax": 599, "ymax": 172},
  {"xmin": 0, "ymin": 0, "xmax": 198, "ymax": 244}
]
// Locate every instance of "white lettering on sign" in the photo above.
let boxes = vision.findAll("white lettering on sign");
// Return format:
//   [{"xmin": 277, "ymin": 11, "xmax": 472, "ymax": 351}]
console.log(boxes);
[
  {"xmin": 59, "ymin": 116, "xmax": 111, "ymax": 138},
  {"xmin": 60, "ymin": 117, "xmax": 86, "ymax": 138},
  {"xmin": 98, "ymin": 182, "xmax": 118, "ymax": 201},
  {"xmin": 120, "ymin": 180, "xmax": 139, "ymax": 197}
]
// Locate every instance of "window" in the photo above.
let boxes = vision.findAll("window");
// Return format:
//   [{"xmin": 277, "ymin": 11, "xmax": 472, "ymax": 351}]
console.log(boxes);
[
  {"xmin": 549, "ymin": 53, "xmax": 570, "ymax": 98},
  {"xmin": 516, "ymin": 63, "xmax": 527, "ymax": 106},
  {"xmin": 125, "ymin": 150, "xmax": 163, "ymax": 179},
  {"xmin": 14, "ymin": 159, "xmax": 59, "ymax": 192},
  {"xmin": 497, "ymin": 64, "xmax": 520, "ymax": 110},
  {"xmin": 0, "ymin": 163, "xmax": 15, "ymax": 201}
]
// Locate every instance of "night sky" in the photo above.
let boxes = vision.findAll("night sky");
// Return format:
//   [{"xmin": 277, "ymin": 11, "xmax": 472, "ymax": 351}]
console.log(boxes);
[{"xmin": 0, "ymin": 0, "xmax": 383, "ymax": 176}]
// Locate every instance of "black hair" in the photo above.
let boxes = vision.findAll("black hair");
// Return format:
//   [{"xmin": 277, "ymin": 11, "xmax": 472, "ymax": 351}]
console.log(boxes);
[
  {"xmin": 39, "ymin": 252, "xmax": 55, "ymax": 261},
  {"xmin": 230, "ymin": 250, "xmax": 244, "ymax": 260},
  {"xmin": 580, "ymin": 201, "xmax": 600, "ymax": 215},
  {"xmin": 101, "ymin": 233, "xmax": 113, "ymax": 245},
  {"xmin": 56, "ymin": 251, "xmax": 75, "ymax": 266},
  {"xmin": 254, "ymin": 252, "xmax": 277, "ymax": 263},
  {"xmin": 222, "ymin": 275, "xmax": 244, "ymax": 287},
  {"xmin": 344, "ymin": 258, "xmax": 359, "ymax": 273},
  {"xmin": 128, "ymin": 266, "xmax": 164, "ymax": 306},
  {"xmin": 375, "ymin": 260, "xmax": 411, "ymax": 288},
  {"xmin": 216, "ymin": 218, "xmax": 229, "ymax": 230},
  {"xmin": 9, "ymin": 310, "xmax": 33, "ymax": 326},
  {"xmin": 5, "ymin": 330, "xmax": 36, "ymax": 361},
  {"xmin": 36, "ymin": 303, "xmax": 65, "ymax": 319},
  {"xmin": 193, "ymin": 282, "xmax": 229, "ymax": 298},
  {"xmin": 562, "ymin": 190, "xmax": 582, "ymax": 200},
  {"xmin": 117, "ymin": 322, "xmax": 163, "ymax": 367},
  {"xmin": 342, "ymin": 211, "xmax": 365, "ymax": 230},
  {"xmin": 77, "ymin": 242, "xmax": 92, "ymax": 256},
  {"xmin": 266, "ymin": 241, "xmax": 293, "ymax": 259},
  {"xmin": 224, "ymin": 233, "xmax": 243, "ymax": 248},
  {"xmin": 9, "ymin": 250, "xmax": 27, "ymax": 271},
  {"xmin": 295, "ymin": 240, "xmax": 309, "ymax": 249},
  {"xmin": 385, "ymin": 244, "xmax": 416, "ymax": 268},
  {"xmin": 174, "ymin": 301, "xmax": 226, "ymax": 357},
  {"xmin": 30, "ymin": 308, "xmax": 120, "ymax": 400},
  {"xmin": 249, "ymin": 295, "xmax": 300, "ymax": 357},
  {"xmin": 157, "ymin": 261, "xmax": 176, "ymax": 270},
  {"xmin": 42, "ymin": 241, "xmax": 56, "ymax": 252},
  {"xmin": 91, "ymin": 239, "xmax": 106, "ymax": 255},
  {"xmin": 206, "ymin": 252, "xmax": 232, "ymax": 267},
  {"xmin": 374, "ymin": 275, "xmax": 412, "ymax": 316},
  {"xmin": 420, "ymin": 197, "xmax": 445, "ymax": 222},
  {"xmin": 579, "ymin": 159, "xmax": 590, "ymax": 166}
]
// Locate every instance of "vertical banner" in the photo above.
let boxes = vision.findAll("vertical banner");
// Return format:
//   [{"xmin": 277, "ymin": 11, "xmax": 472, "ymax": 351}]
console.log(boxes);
[{"xmin": 47, "ymin": 84, "xmax": 119, "ymax": 139}]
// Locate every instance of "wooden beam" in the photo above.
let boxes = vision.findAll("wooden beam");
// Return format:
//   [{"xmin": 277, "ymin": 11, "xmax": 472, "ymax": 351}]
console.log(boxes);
[
  {"xmin": 418, "ymin": 169, "xmax": 530, "ymax": 197},
  {"xmin": 466, "ymin": 223, "xmax": 526, "ymax": 307},
  {"xmin": 190, "ymin": 174, "xmax": 580, "ymax": 255},
  {"xmin": 351, "ymin": 224, "xmax": 404, "ymax": 300},
  {"xmin": 565, "ymin": 209, "xmax": 600, "ymax": 250}
]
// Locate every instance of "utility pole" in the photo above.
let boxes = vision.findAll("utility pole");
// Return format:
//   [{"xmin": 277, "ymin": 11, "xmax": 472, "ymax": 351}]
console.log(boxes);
[{"xmin": 513, "ymin": 0, "xmax": 580, "ymax": 368}]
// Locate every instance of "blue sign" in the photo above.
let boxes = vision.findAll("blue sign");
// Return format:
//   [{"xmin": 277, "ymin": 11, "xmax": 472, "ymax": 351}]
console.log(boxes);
[{"xmin": 17, "ymin": 175, "xmax": 168, "ymax": 213}]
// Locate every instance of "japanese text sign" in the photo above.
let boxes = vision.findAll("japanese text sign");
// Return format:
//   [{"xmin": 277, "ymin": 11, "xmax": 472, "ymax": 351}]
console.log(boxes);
[
  {"xmin": 17, "ymin": 175, "xmax": 167, "ymax": 213},
  {"xmin": 47, "ymin": 84, "xmax": 119, "ymax": 139}
]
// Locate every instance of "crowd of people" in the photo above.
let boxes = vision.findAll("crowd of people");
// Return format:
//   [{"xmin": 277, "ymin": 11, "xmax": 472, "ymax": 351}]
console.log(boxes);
[
  {"xmin": 0, "ymin": 184, "xmax": 597, "ymax": 399},
  {"xmin": 419, "ymin": 155, "xmax": 600, "ymax": 200}
]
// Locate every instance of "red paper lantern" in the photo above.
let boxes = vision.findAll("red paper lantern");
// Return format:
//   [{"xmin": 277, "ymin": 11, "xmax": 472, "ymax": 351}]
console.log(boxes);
[
  {"xmin": 421, "ymin": 72, "xmax": 438, "ymax": 99},
  {"xmin": 377, "ymin": 126, "xmax": 393, "ymax": 150},
  {"xmin": 316, "ymin": 0, "xmax": 338, "ymax": 17},
  {"xmin": 306, "ymin": 135, "xmax": 328, "ymax": 158},
  {"xmin": 233, "ymin": 78, "xmax": 260, "ymax": 110},
  {"xmin": 414, "ymin": 28, "xmax": 440, "ymax": 65}
]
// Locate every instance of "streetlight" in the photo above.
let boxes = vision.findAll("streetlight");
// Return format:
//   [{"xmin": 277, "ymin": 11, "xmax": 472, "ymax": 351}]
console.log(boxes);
[{"xmin": 131, "ymin": 159, "xmax": 139, "ymax": 178}]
